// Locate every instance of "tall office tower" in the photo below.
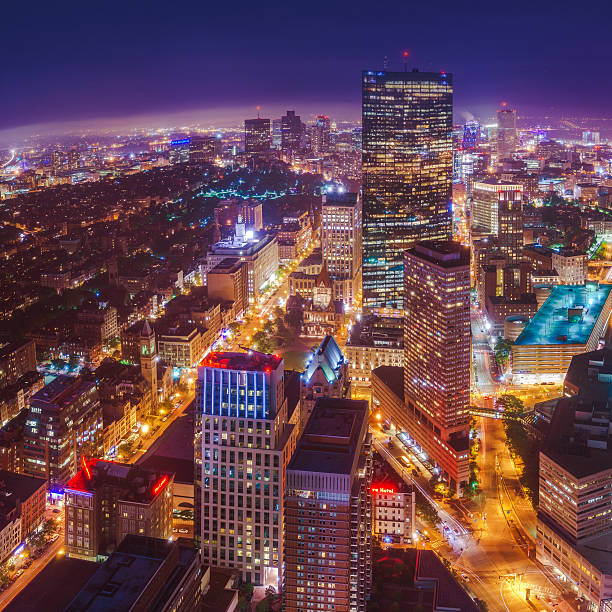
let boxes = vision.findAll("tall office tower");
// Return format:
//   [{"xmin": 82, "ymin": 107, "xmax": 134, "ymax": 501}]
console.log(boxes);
[
  {"xmin": 272, "ymin": 118, "xmax": 282, "ymax": 149},
  {"xmin": 189, "ymin": 135, "xmax": 217, "ymax": 164},
  {"xmin": 471, "ymin": 179, "xmax": 523, "ymax": 237},
  {"xmin": 362, "ymin": 70, "xmax": 453, "ymax": 316},
  {"xmin": 498, "ymin": 188, "xmax": 524, "ymax": 264},
  {"xmin": 403, "ymin": 241, "xmax": 471, "ymax": 496},
  {"xmin": 311, "ymin": 114, "xmax": 331, "ymax": 155},
  {"xmin": 496, "ymin": 107, "xmax": 517, "ymax": 161},
  {"xmin": 51, "ymin": 150, "xmax": 63, "ymax": 175},
  {"xmin": 462, "ymin": 120, "xmax": 480, "ymax": 150},
  {"xmin": 244, "ymin": 118, "xmax": 271, "ymax": 154},
  {"xmin": 68, "ymin": 148, "xmax": 80, "ymax": 170},
  {"xmin": 139, "ymin": 319, "xmax": 158, "ymax": 407},
  {"xmin": 281, "ymin": 110, "xmax": 303, "ymax": 151},
  {"xmin": 321, "ymin": 191, "xmax": 362, "ymax": 306},
  {"xmin": 195, "ymin": 352, "xmax": 296, "ymax": 588},
  {"xmin": 24, "ymin": 375, "xmax": 102, "ymax": 493},
  {"xmin": 284, "ymin": 398, "xmax": 372, "ymax": 612}
]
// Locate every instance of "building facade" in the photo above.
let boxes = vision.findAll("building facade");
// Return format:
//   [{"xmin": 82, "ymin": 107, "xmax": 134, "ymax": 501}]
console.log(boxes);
[
  {"xmin": 245, "ymin": 118, "xmax": 271, "ymax": 154},
  {"xmin": 362, "ymin": 70, "xmax": 453, "ymax": 316},
  {"xmin": 403, "ymin": 241, "xmax": 471, "ymax": 495},
  {"xmin": 284, "ymin": 398, "xmax": 372, "ymax": 612},
  {"xmin": 321, "ymin": 192, "xmax": 362, "ymax": 306},
  {"xmin": 64, "ymin": 459, "xmax": 174, "ymax": 561},
  {"xmin": 195, "ymin": 351, "xmax": 297, "ymax": 588}
]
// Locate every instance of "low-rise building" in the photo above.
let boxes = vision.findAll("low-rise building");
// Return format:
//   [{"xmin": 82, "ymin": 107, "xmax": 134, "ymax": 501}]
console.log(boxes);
[
  {"xmin": 0, "ymin": 470, "xmax": 46, "ymax": 540},
  {"xmin": 345, "ymin": 316, "xmax": 403, "ymax": 394},
  {"xmin": 371, "ymin": 483, "xmax": 415, "ymax": 544},
  {"xmin": 65, "ymin": 535, "xmax": 202, "ymax": 612},
  {"xmin": 64, "ymin": 459, "xmax": 174, "ymax": 561},
  {"xmin": 0, "ymin": 339, "xmax": 37, "ymax": 389},
  {"xmin": 157, "ymin": 324, "xmax": 204, "ymax": 369}
]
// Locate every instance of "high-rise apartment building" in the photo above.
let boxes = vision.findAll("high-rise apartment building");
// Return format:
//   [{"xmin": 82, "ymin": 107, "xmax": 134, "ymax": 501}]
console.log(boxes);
[
  {"xmin": 64, "ymin": 458, "xmax": 173, "ymax": 561},
  {"xmin": 284, "ymin": 398, "xmax": 372, "ymax": 612},
  {"xmin": 244, "ymin": 118, "xmax": 271, "ymax": 154},
  {"xmin": 321, "ymin": 191, "xmax": 362, "ymax": 306},
  {"xmin": 195, "ymin": 351, "xmax": 297, "ymax": 588},
  {"xmin": 403, "ymin": 241, "xmax": 471, "ymax": 496},
  {"xmin": 497, "ymin": 107, "xmax": 517, "ymax": 161},
  {"xmin": 24, "ymin": 375, "xmax": 102, "ymax": 492},
  {"xmin": 281, "ymin": 111, "xmax": 303, "ymax": 151},
  {"xmin": 362, "ymin": 70, "xmax": 453, "ymax": 316},
  {"xmin": 471, "ymin": 179, "xmax": 522, "ymax": 237},
  {"xmin": 498, "ymin": 188, "xmax": 524, "ymax": 265},
  {"xmin": 189, "ymin": 135, "xmax": 217, "ymax": 164},
  {"xmin": 311, "ymin": 115, "xmax": 331, "ymax": 155}
]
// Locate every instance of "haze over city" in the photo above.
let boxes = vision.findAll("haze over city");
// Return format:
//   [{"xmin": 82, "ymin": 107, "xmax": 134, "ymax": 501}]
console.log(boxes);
[{"xmin": 1, "ymin": 1, "xmax": 612, "ymax": 611}]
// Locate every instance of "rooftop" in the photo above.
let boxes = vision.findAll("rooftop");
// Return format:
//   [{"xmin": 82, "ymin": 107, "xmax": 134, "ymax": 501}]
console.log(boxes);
[
  {"xmin": 0, "ymin": 471, "xmax": 46, "ymax": 519},
  {"xmin": 64, "ymin": 458, "xmax": 172, "ymax": 503},
  {"xmin": 322, "ymin": 191, "xmax": 359, "ymax": 207},
  {"xmin": 65, "ymin": 536, "xmax": 198, "ymax": 612},
  {"xmin": 514, "ymin": 284, "xmax": 612, "ymax": 346},
  {"xmin": 408, "ymin": 241, "xmax": 470, "ymax": 268},
  {"xmin": 303, "ymin": 335, "xmax": 346, "ymax": 384},
  {"xmin": 199, "ymin": 351, "xmax": 282, "ymax": 373},
  {"xmin": 372, "ymin": 366, "xmax": 404, "ymax": 401},
  {"xmin": 288, "ymin": 398, "xmax": 368, "ymax": 475},
  {"xmin": 30, "ymin": 375, "xmax": 96, "ymax": 411}
]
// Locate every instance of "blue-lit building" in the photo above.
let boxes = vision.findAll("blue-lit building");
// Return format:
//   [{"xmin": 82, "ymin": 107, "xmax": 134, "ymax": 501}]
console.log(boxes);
[{"xmin": 194, "ymin": 351, "xmax": 296, "ymax": 589}]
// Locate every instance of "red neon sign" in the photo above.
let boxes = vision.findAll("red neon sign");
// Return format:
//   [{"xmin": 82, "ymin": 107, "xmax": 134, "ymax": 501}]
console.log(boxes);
[
  {"xmin": 82, "ymin": 456, "xmax": 91, "ymax": 480},
  {"xmin": 153, "ymin": 475, "xmax": 169, "ymax": 496},
  {"xmin": 371, "ymin": 485, "xmax": 395, "ymax": 494}
]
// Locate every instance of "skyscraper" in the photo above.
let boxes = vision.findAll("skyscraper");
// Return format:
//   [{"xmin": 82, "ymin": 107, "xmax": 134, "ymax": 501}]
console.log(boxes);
[
  {"xmin": 403, "ymin": 241, "xmax": 471, "ymax": 496},
  {"xmin": 497, "ymin": 187, "xmax": 524, "ymax": 265},
  {"xmin": 321, "ymin": 191, "xmax": 362, "ymax": 306},
  {"xmin": 244, "ymin": 118, "xmax": 271, "ymax": 154},
  {"xmin": 195, "ymin": 351, "xmax": 296, "ymax": 588},
  {"xmin": 496, "ymin": 107, "xmax": 517, "ymax": 161},
  {"xmin": 281, "ymin": 111, "xmax": 303, "ymax": 151},
  {"xmin": 311, "ymin": 114, "xmax": 331, "ymax": 155},
  {"xmin": 362, "ymin": 70, "xmax": 453, "ymax": 316},
  {"xmin": 284, "ymin": 398, "xmax": 372, "ymax": 612}
]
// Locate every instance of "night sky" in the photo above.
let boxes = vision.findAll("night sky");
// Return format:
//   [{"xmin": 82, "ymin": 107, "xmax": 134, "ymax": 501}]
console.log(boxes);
[{"xmin": 3, "ymin": 0, "xmax": 612, "ymax": 133}]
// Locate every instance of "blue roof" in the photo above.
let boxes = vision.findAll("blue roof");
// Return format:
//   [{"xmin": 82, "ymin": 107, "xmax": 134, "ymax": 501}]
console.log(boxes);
[
  {"xmin": 514, "ymin": 284, "xmax": 612, "ymax": 346},
  {"xmin": 303, "ymin": 336, "xmax": 346, "ymax": 384}
]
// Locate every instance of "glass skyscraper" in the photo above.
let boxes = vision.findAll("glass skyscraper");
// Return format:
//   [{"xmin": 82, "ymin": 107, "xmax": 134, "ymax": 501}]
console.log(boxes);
[{"xmin": 362, "ymin": 70, "xmax": 453, "ymax": 316}]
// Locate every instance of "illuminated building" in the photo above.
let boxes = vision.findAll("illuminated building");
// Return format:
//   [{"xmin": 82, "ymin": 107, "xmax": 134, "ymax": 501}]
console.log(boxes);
[
  {"xmin": 403, "ymin": 242, "xmax": 471, "ymax": 496},
  {"xmin": 195, "ymin": 351, "xmax": 297, "ymax": 588},
  {"xmin": 64, "ymin": 458, "xmax": 174, "ymax": 561},
  {"xmin": 244, "ymin": 118, "xmax": 271, "ymax": 154},
  {"xmin": 511, "ymin": 284, "xmax": 612, "ymax": 384},
  {"xmin": 157, "ymin": 324, "xmax": 205, "ymax": 369},
  {"xmin": 66, "ymin": 535, "xmax": 203, "ymax": 611},
  {"xmin": 537, "ymin": 392, "xmax": 612, "ymax": 609},
  {"xmin": 75, "ymin": 303, "xmax": 118, "ymax": 343},
  {"xmin": 551, "ymin": 249, "xmax": 588, "ymax": 285},
  {"xmin": 68, "ymin": 149, "xmax": 80, "ymax": 171},
  {"xmin": 169, "ymin": 138, "xmax": 191, "ymax": 164},
  {"xmin": 321, "ymin": 191, "xmax": 362, "ymax": 306},
  {"xmin": 311, "ymin": 114, "xmax": 331, "ymax": 155},
  {"xmin": 214, "ymin": 199, "xmax": 263, "ymax": 234},
  {"xmin": 138, "ymin": 319, "xmax": 158, "ymax": 407},
  {"xmin": 281, "ymin": 111, "xmax": 302, "ymax": 151},
  {"xmin": 496, "ymin": 107, "xmax": 517, "ymax": 161},
  {"xmin": 371, "ymin": 483, "xmax": 415, "ymax": 544},
  {"xmin": 299, "ymin": 335, "xmax": 349, "ymax": 434},
  {"xmin": 207, "ymin": 257, "xmax": 249, "ymax": 319},
  {"xmin": 0, "ymin": 339, "xmax": 36, "ymax": 389},
  {"xmin": 278, "ymin": 211, "xmax": 312, "ymax": 263},
  {"xmin": 206, "ymin": 218, "xmax": 278, "ymax": 303},
  {"xmin": 345, "ymin": 316, "xmax": 403, "ymax": 394},
  {"xmin": 51, "ymin": 150, "xmax": 63, "ymax": 175},
  {"xmin": 471, "ymin": 180, "xmax": 522, "ymax": 240},
  {"xmin": 362, "ymin": 70, "xmax": 453, "ymax": 316},
  {"xmin": 283, "ymin": 398, "xmax": 372, "ymax": 612},
  {"xmin": 24, "ymin": 375, "xmax": 102, "ymax": 492},
  {"xmin": 189, "ymin": 135, "xmax": 217, "ymax": 164},
  {"xmin": 461, "ymin": 120, "xmax": 480, "ymax": 150}
]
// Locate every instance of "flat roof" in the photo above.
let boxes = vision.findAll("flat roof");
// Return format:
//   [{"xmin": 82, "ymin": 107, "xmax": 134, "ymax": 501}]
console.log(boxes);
[
  {"xmin": 30, "ymin": 375, "xmax": 96, "ymax": 410},
  {"xmin": 288, "ymin": 398, "xmax": 368, "ymax": 475},
  {"xmin": 5, "ymin": 556, "xmax": 99, "ymax": 612},
  {"xmin": 514, "ymin": 284, "xmax": 612, "ymax": 346},
  {"xmin": 199, "ymin": 351, "xmax": 282, "ymax": 372}
]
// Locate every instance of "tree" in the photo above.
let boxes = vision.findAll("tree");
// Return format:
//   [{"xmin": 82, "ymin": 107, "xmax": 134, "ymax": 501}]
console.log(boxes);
[
  {"xmin": 497, "ymin": 394, "xmax": 524, "ymax": 415},
  {"xmin": 494, "ymin": 338, "xmax": 513, "ymax": 368},
  {"xmin": 41, "ymin": 519, "xmax": 56, "ymax": 537},
  {"xmin": 415, "ymin": 491, "xmax": 440, "ymax": 526}
]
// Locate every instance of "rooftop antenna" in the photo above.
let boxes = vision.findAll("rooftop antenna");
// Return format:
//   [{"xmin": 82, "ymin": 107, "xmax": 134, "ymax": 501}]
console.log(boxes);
[
  {"xmin": 256, "ymin": 105, "xmax": 261, "ymax": 118},
  {"xmin": 402, "ymin": 50, "xmax": 410, "ymax": 72}
]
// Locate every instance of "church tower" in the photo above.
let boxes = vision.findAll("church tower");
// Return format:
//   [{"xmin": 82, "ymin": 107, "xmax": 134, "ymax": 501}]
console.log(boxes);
[{"xmin": 139, "ymin": 320, "xmax": 157, "ymax": 409}]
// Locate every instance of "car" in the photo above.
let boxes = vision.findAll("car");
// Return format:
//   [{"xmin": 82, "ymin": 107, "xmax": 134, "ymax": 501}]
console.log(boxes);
[
  {"xmin": 52, "ymin": 509, "xmax": 60, "ymax": 514},
  {"xmin": 15, "ymin": 569, "xmax": 24, "ymax": 578},
  {"xmin": 49, "ymin": 533, "xmax": 59, "ymax": 542},
  {"xmin": 411, "ymin": 469, "xmax": 418, "ymax": 477},
  {"xmin": 461, "ymin": 573, "xmax": 470, "ymax": 582}
]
